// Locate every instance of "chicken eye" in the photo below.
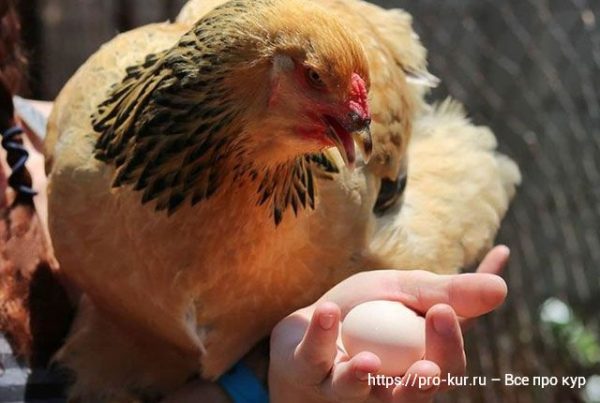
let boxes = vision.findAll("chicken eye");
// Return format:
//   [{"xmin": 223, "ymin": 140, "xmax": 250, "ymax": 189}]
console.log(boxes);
[{"xmin": 306, "ymin": 68, "xmax": 325, "ymax": 89}]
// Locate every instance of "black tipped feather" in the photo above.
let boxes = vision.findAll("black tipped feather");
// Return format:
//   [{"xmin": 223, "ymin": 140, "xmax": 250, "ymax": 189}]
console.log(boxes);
[{"xmin": 91, "ymin": 0, "xmax": 338, "ymax": 222}]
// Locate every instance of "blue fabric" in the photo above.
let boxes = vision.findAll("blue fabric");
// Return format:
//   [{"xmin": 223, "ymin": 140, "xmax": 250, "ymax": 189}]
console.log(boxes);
[{"xmin": 217, "ymin": 362, "xmax": 269, "ymax": 403}]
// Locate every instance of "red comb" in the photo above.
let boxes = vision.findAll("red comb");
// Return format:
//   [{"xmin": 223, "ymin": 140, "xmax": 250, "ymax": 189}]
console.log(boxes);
[{"xmin": 349, "ymin": 73, "xmax": 370, "ymax": 119}]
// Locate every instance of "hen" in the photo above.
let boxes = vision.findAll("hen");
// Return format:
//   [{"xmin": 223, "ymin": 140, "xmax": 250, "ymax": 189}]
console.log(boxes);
[{"xmin": 45, "ymin": 0, "xmax": 520, "ymax": 400}]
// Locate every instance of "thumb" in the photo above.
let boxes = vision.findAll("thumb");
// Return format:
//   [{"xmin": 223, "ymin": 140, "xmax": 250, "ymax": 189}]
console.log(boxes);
[{"xmin": 460, "ymin": 245, "xmax": 510, "ymax": 329}]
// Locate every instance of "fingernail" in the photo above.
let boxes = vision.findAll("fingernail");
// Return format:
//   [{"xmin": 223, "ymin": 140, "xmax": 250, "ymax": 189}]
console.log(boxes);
[
  {"xmin": 483, "ymin": 276, "xmax": 508, "ymax": 306},
  {"xmin": 355, "ymin": 370, "xmax": 370, "ymax": 381},
  {"xmin": 498, "ymin": 245, "xmax": 511, "ymax": 257},
  {"xmin": 319, "ymin": 313, "xmax": 335, "ymax": 330},
  {"xmin": 433, "ymin": 312, "xmax": 454, "ymax": 337}
]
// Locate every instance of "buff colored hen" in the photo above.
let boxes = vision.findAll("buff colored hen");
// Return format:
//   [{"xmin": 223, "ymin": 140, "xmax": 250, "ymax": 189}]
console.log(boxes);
[{"xmin": 45, "ymin": 0, "xmax": 520, "ymax": 400}]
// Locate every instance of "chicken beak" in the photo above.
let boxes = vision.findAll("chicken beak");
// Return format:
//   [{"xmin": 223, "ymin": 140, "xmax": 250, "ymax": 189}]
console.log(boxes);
[
  {"xmin": 351, "ymin": 126, "xmax": 372, "ymax": 164},
  {"xmin": 324, "ymin": 113, "xmax": 372, "ymax": 170},
  {"xmin": 346, "ymin": 110, "xmax": 373, "ymax": 166}
]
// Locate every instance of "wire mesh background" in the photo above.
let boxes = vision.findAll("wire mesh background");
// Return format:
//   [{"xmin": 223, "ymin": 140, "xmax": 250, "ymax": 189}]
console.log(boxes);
[
  {"xmin": 397, "ymin": 1, "xmax": 600, "ymax": 402},
  {"xmin": 13, "ymin": 0, "xmax": 600, "ymax": 402}
]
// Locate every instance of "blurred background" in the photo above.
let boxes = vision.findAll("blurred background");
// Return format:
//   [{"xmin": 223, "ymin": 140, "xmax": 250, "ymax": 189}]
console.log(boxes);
[{"xmin": 9, "ymin": 0, "xmax": 600, "ymax": 402}]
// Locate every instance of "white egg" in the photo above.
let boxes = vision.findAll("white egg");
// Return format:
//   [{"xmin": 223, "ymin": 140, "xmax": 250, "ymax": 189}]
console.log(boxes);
[{"xmin": 341, "ymin": 300, "xmax": 426, "ymax": 376}]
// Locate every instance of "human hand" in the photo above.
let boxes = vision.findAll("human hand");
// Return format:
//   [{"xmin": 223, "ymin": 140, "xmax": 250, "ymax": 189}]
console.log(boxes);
[{"xmin": 268, "ymin": 245, "xmax": 510, "ymax": 403}]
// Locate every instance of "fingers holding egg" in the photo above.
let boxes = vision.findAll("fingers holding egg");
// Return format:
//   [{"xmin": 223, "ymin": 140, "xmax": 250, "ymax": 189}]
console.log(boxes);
[{"xmin": 339, "ymin": 300, "xmax": 469, "ymax": 399}]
